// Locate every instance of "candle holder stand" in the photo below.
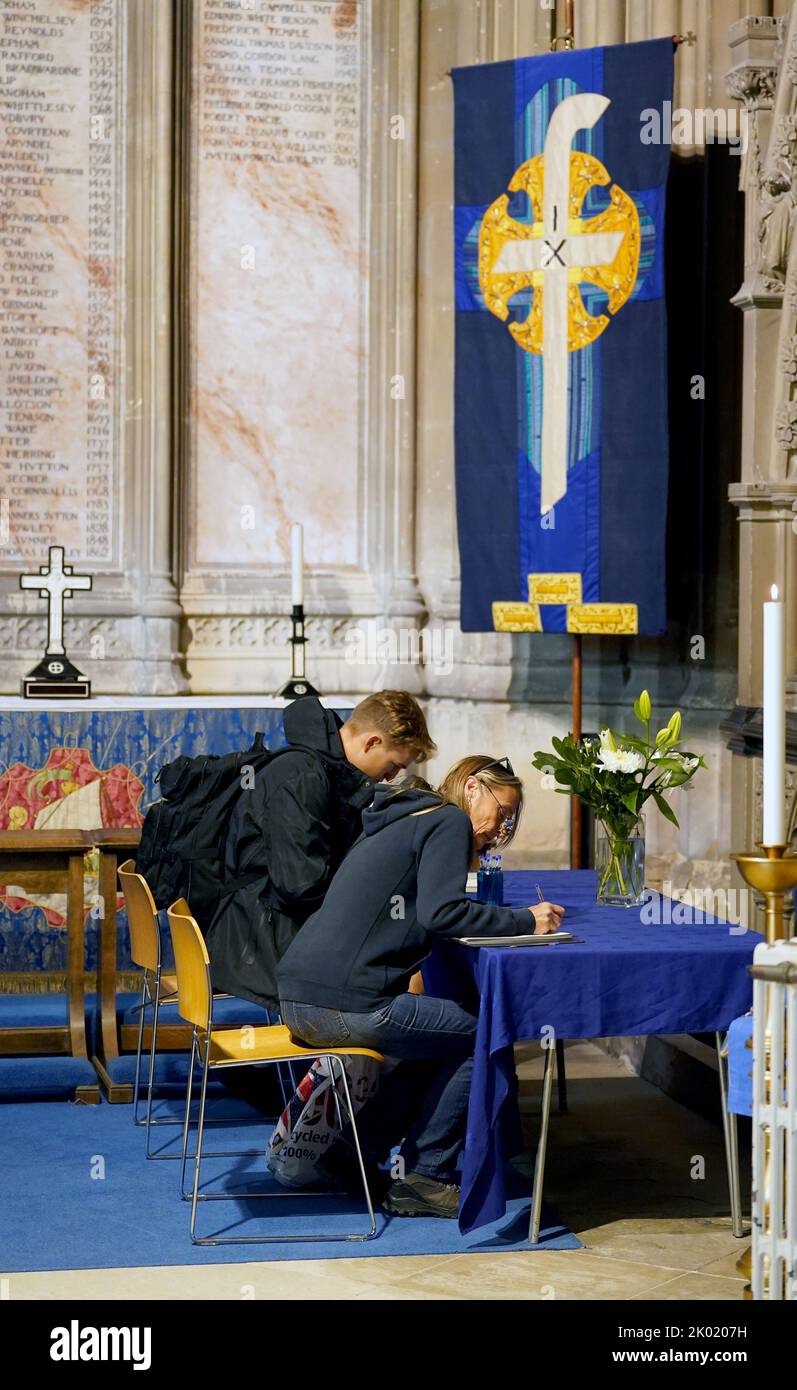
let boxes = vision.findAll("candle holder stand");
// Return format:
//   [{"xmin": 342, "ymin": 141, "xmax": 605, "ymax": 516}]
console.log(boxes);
[
  {"xmin": 276, "ymin": 604, "xmax": 320, "ymax": 700},
  {"xmin": 731, "ymin": 845, "xmax": 797, "ymax": 946},
  {"xmin": 728, "ymin": 845, "xmax": 797, "ymax": 1295}
]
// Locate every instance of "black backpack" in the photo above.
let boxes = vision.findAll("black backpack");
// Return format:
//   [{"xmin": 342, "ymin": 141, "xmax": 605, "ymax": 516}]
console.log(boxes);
[{"xmin": 135, "ymin": 732, "xmax": 277, "ymax": 924}]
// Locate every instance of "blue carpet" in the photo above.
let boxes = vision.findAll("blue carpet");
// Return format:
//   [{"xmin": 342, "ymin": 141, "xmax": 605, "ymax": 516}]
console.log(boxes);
[
  {"xmin": 0, "ymin": 1099, "xmax": 581, "ymax": 1268},
  {"xmin": 0, "ymin": 1056, "xmax": 98, "ymax": 1099}
]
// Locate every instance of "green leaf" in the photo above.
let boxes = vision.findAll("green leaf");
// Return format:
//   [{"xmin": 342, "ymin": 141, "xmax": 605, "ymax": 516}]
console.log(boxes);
[
  {"xmin": 664, "ymin": 770, "xmax": 691, "ymax": 787},
  {"xmin": 612, "ymin": 733, "xmax": 650, "ymax": 755},
  {"xmin": 551, "ymin": 736, "xmax": 578, "ymax": 764},
  {"xmin": 653, "ymin": 791, "xmax": 680, "ymax": 828},
  {"xmin": 531, "ymin": 751, "xmax": 567, "ymax": 772}
]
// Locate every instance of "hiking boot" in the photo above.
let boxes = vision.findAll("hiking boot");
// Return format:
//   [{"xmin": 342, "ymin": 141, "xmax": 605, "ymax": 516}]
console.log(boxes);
[{"xmin": 382, "ymin": 1171, "xmax": 461, "ymax": 1218}]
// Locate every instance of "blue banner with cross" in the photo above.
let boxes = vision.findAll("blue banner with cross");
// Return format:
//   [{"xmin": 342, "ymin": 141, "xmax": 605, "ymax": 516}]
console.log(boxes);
[{"xmin": 453, "ymin": 38, "xmax": 673, "ymax": 635}]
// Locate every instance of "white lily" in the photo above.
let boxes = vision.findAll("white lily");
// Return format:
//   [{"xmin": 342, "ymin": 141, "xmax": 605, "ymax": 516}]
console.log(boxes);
[{"xmin": 598, "ymin": 747, "xmax": 645, "ymax": 775}]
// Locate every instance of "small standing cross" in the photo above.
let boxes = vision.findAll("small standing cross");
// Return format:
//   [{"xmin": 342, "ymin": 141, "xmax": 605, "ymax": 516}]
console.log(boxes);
[{"xmin": 19, "ymin": 546, "xmax": 92, "ymax": 656}]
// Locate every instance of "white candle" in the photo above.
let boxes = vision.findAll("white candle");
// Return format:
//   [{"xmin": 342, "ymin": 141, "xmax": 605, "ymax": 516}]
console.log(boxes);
[
  {"xmin": 763, "ymin": 583, "xmax": 785, "ymax": 846},
  {"xmin": 291, "ymin": 523, "xmax": 304, "ymax": 608}
]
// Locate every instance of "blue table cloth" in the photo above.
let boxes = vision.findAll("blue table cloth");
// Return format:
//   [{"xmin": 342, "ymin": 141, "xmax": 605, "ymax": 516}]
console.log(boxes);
[{"xmin": 422, "ymin": 869, "xmax": 764, "ymax": 1234}]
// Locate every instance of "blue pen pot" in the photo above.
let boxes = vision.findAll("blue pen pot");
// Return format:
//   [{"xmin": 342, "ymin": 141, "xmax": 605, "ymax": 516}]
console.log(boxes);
[{"xmin": 477, "ymin": 867, "xmax": 504, "ymax": 906}]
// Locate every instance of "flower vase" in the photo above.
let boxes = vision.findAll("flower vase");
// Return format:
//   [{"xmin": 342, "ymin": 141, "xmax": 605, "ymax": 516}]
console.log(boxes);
[{"xmin": 595, "ymin": 818, "xmax": 646, "ymax": 907}]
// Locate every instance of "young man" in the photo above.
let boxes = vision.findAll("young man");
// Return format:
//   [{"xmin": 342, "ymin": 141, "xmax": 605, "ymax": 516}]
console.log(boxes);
[{"xmin": 206, "ymin": 691, "xmax": 435, "ymax": 1012}]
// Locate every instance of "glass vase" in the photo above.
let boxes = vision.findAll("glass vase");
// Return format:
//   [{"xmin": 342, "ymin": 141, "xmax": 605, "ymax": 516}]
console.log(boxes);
[{"xmin": 595, "ymin": 818, "xmax": 646, "ymax": 908}]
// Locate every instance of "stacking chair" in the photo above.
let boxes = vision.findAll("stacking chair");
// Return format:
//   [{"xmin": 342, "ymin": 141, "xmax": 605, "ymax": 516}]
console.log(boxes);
[
  {"xmin": 118, "ymin": 860, "xmax": 266, "ymax": 1159},
  {"xmin": 167, "ymin": 900, "xmax": 383, "ymax": 1246}
]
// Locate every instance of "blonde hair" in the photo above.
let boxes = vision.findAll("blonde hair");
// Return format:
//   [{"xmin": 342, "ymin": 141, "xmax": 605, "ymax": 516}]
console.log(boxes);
[
  {"xmin": 347, "ymin": 691, "xmax": 436, "ymax": 762},
  {"xmin": 436, "ymin": 755, "xmax": 524, "ymax": 847}
]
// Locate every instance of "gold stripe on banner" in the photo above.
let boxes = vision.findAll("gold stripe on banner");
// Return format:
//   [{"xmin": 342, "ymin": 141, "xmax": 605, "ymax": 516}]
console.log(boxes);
[
  {"xmin": 492, "ymin": 601, "xmax": 543, "ymax": 632},
  {"xmin": 567, "ymin": 603, "xmax": 638, "ymax": 634},
  {"xmin": 527, "ymin": 572, "xmax": 583, "ymax": 605}
]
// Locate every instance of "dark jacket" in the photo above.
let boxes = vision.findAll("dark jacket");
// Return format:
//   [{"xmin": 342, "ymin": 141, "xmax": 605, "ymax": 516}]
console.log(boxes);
[
  {"xmin": 277, "ymin": 785, "xmax": 537, "ymax": 1013},
  {"xmin": 206, "ymin": 698, "xmax": 374, "ymax": 1011}
]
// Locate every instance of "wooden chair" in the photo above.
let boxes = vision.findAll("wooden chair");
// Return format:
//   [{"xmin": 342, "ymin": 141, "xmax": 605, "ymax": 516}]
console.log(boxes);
[{"xmin": 167, "ymin": 900, "xmax": 383, "ymax": 1246}]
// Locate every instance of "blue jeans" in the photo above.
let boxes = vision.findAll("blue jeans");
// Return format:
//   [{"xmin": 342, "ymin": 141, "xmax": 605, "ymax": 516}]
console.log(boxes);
[{"xmin": 280, "ymin": 994, "xmax": 477, "ymax": 1183}]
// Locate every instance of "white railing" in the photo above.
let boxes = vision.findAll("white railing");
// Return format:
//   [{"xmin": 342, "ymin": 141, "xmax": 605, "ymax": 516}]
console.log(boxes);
[{"xmin": 751, "ymin": 940, "xmax": 797, "ymax": 1300}]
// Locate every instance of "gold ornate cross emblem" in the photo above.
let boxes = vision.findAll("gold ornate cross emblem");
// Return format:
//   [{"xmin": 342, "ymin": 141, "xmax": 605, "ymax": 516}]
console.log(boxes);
[{"xmin": 478, "ymin": 93, "xmax": 640, "ymax": 514}]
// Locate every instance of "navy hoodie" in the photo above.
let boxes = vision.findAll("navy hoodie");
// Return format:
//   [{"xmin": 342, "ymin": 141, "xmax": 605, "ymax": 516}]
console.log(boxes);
[{"xmin": 276, "ymin": 785, "xmax": 538, "ymax": 1012}]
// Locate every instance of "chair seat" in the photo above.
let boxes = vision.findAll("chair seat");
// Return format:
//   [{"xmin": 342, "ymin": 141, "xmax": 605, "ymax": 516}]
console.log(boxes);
[
  {"xmin": 202, "ymin": 1023, "xmax": 383, "ymax": 1066},
  {"xmin": 158, "ymin": 976, "xmax": 233, "ymax": 1001}
]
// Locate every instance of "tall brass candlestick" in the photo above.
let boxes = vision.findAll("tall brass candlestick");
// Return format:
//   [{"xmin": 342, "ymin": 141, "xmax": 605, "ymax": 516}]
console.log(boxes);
[
  {"xmin": 731, "ymin": 846, "xmax": 797, "ymax": 945},
  {"xmin": 729, "ymin": 851, "xmax": 797, "ymax": 1296}
]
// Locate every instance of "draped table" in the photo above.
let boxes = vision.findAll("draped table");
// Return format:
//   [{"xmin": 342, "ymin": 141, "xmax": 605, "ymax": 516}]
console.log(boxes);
[{"xmin": 422, "ymin": 869, "xmax": 764, "ymax": 1239}]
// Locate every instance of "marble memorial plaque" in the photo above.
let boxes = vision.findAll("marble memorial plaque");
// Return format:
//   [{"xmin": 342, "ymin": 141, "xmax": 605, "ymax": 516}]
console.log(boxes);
[
  {"xmin": 190, "ymin": 0, "xmax": 367, "ymax": 570},
  {"xmin": 0, "ymin": 0, "xmax": 123, "ymax": 565}
]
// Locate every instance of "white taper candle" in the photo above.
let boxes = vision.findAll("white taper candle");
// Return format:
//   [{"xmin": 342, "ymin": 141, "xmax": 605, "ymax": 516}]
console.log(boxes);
[
  {"xmin": 291, "ymin": 523, "xmax": 304, "ymax": 608},
  {"xmin": 763, "ymin": 583, "xmax": 785, "ymax": 847}
]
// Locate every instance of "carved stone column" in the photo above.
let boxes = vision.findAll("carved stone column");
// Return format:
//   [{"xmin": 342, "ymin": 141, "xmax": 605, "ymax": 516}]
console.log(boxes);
[
  {"xmin": 121, "ymin": 0, "xmax": 186, "ymax": 693},
  {"xmin": 726, "ymin": 12, "xmax": 797, "ymax": 858},
  {"xmin": 727, "ymin": 13, "xmax": 796, "ymax": 700}
]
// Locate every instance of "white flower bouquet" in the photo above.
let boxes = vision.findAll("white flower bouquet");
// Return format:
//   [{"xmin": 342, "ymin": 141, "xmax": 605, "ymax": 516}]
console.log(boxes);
[{"xmin": 532, "ymin": 691, "xmax": 705, "ymax": 904}]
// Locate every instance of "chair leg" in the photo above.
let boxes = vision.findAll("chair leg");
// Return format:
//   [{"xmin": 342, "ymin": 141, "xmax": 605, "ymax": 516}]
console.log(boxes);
[
  {"xmin": 319, "ymin": 1052, "xmax": 347, "ymax": 1135},
  {"xmin": 189, "ymin": 1038, "xmax": 212, "ymax": 1244},
  {"xmin": 274, "ymin": 1061, "xmax": 293, "ymax": 1111},
  {"xmin": 132, "ymin": 978, "xmax": 148, "ymax": 1126},
  {"xmin": 529, "ymin": 1039, "xmax": 556, "ymax": 1244},
  {"xmin": 716, "ymin": 1031, "xmax": 745, "ymax": 1238},
  {"xmin": 329, "ymin": 1054, "xmax": 376, "ymax": 1239},
  {"xmin": 138, "ymin": 984, "xmax": 263, "ymax": 1162},
  {"xmin": 171, "ymin": 1047, "xmax": 264, "ymax": 1181},
  {"xmin": 186, "ymin": 1056, "xmax": 379, "ymax": 1245},
  {"xmin": 144, "ymin": 970, "xmax": 162, "ymax": 1157},
  {"xmin": 180, "ymin": 1031, "xmax": 198, "ymax": 1198}
]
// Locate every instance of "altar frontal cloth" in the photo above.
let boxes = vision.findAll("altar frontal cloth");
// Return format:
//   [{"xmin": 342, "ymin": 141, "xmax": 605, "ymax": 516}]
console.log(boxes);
[{"xmin": 453, "ymin": 38, "xmax": 673, "ymax": 634}]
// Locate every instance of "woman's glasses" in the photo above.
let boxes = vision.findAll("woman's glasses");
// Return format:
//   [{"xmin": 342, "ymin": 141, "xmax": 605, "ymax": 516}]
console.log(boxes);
[
  {"xmin": 479, "ymin": 756, "xmax": 515, "ymax": 777},
  {"xmin": 478, "ymin": 777, "xmax": 516, "ymax": 836}
]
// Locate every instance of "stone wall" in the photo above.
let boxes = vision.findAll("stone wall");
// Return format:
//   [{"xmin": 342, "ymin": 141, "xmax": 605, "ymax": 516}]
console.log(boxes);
[{"xmin": 1, "ymin": 0, "xmax": 794, "ymax": 886}]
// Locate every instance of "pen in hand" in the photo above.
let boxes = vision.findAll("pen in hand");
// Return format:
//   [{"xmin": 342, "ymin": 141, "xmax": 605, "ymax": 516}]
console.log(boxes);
[{"xmin": 532, "ymin": 883, "xmax": 566, "ymax": 934}]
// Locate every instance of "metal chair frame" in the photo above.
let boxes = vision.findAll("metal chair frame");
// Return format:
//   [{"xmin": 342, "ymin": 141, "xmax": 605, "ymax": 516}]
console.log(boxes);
[
  {"xmin": 168, "ymin": 904, "xmax": 379, "ymax": 1246},
  {"xmin": 119, "ymin": 862, "xmax": 290, "ymax": 1161}
]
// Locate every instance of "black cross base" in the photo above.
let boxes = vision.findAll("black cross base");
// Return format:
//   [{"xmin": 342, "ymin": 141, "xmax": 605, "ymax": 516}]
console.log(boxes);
[
  {"xmin": 23, "ymin": 653, "xmax": 91, "ymax": 700},
  {"xmin": 276, "ymin": 676, "xmax": 319, "ymax": 700}
]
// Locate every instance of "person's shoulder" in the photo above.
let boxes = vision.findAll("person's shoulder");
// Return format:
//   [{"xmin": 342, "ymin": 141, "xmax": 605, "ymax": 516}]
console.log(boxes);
[
  {"xmin": 416, "ymin": 801, "xmax": 470, "ymax": 835},
  {"xmin": 265, "ymin": 747, "xmax": 331, "ymax": 787}
]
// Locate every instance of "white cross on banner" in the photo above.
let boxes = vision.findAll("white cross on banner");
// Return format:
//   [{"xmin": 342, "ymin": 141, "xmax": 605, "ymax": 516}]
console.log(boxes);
[{"xmin": 492, "ymin": 94, "xmax": 623, "ymax": 515}]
